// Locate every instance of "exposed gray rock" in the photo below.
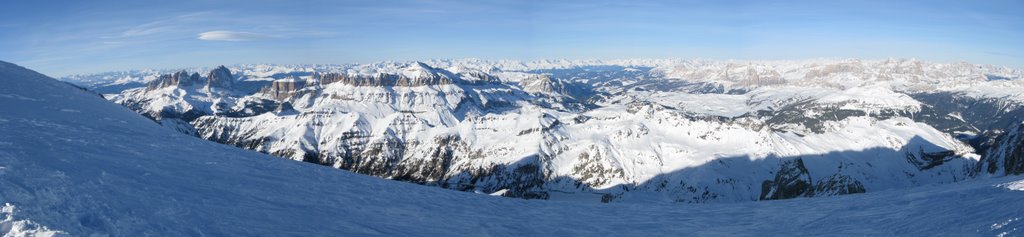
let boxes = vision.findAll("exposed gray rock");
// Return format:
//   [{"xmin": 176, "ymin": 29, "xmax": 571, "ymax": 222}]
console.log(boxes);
[
  {"xmin": 205, "ymin": 65, "xmax": 234, "ymax": 90},
  {"xmin": 145, "ymin": 71, "xmax": 200, "ymax": 90},
  {"xmin": 905, "ymin": 148, "xmax": 957, "ymax": 170},
  {"xmin": 761, "ymin": 161, "xmax": 869, "ymax": 200},
  {"xmin": 978, "ymin": 122, "xmax": 1024, "ymax": 175},
  {"xmin": 814, "ymin": 174, "xmax": 866, "ymax": 196},
  {"xmin": 911, "ymin": 92, "xmax": 1024, "ymax": 152},
  {"xmin": 760, "ymin": 158, "xmax": 814, "ymax": 200},
  {"xmin": 262, "ymin": 78, "xmax": 307, "ymax": 100},
  {"xmin": 274, "ymin": 101, "xmax": 296, "ymax": 115},
  {"xmin": 572, "ymin": 149, "xmax": 625, "ymax": 188},
  {"xmin": 522, "ymin": 74, "xmax": 566, "ymax": 94}
]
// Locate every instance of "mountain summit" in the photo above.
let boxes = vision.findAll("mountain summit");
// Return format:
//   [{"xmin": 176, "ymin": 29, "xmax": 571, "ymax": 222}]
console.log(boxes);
[{"xmin": 204, "ymin": 65, "xmax": 234, "ymax": 91}]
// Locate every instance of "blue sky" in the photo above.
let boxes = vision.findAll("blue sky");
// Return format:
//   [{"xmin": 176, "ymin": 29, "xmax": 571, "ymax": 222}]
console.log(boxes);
[{"xmin": 1, "ymin": 0, "xmax": 1022, "ymax": 76}]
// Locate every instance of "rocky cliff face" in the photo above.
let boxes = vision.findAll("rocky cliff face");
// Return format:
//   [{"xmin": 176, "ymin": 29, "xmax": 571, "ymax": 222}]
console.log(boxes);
[
  {"xmin": 145, "ymin": 71, "xmax": 201, "ymax": 90},
  {"xmin": 521, "ymin": 74, "xmax": 565, "ymax": 94},
  {"xmin": 978, "ymin": 122, "xmax": 1024, "ymax": 175},
  {"xmin": 109, "ymin": 66, "xmax": 242, "ymax": 136},
  {"xmin": 205, "ymin": 65, "xmax": 234, "ymax": 91},
  {"xmin": 758, "ymin": 158, "xmax": 867, "ymax": 200},
  {"xmin": 760, "ymin": 158, "xmax": 815, "ymax": 200},
  {"xmin": 263, "ymin": 78, "xmax": 307, "ymax": 100}
]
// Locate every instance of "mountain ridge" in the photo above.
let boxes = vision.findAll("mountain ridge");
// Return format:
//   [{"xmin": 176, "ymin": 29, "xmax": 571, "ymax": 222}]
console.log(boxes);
[{"xmin": 73, "ymin": 58, "xmax": 1024, "ymax": 203}]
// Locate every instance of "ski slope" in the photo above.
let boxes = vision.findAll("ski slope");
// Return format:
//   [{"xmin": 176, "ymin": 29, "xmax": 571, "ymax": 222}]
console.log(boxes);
[{"xmin": 1, "ymin": 60, "xmax": 1023, "ymax": 236}]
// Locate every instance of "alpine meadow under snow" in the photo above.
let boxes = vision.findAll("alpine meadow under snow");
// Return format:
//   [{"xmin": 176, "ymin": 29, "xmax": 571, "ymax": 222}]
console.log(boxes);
[{"xmin": 0, "ymin": 58, "xmax": 1021, "ymax": 235}]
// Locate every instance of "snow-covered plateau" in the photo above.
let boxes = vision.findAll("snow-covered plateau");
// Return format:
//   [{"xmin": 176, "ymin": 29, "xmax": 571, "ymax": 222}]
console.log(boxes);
[{"xmin": 0, "ymin": 59, "xmax": 1021, "ymax": 235}]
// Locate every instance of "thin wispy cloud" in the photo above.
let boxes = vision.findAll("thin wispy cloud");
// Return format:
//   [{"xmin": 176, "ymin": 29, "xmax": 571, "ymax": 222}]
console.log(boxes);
[
  {"xmin": 197, "ymin": 30, "xmax": 270, "ymax": 41},
  {"xmin": 115, "ymin": 12, "xmax": 216, "ymax": 38}
]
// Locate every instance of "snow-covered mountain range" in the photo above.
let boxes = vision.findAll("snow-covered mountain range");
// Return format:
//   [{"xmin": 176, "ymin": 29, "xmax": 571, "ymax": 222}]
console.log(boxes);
[
  {"xmin": 2, "ymin": 60, "xmax": 1023, "ymax": 235},
  {"xmin": 62, "ymin": 58, "xmax": 1024, "ymax": 203}
]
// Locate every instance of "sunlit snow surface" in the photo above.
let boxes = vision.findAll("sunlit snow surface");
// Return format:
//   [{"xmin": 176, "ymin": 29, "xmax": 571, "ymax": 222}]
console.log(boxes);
[
  {"xmin": 1000, "ymin": 180, "xmax": 1024, "ymax": 191},
  {"xmin": 2, "ymin": 61, "xmax": 1023, "ymax": 235}
]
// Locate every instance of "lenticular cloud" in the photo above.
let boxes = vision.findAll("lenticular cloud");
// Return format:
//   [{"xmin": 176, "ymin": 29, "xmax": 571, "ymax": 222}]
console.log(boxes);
[{"xmin": 197, "ymin": 31, "xmax": 267, "ymax": 41}]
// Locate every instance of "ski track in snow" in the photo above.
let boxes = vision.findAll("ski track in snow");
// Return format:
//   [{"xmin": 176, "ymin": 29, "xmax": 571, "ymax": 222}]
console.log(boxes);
[{"xmin": 1, "ymin": 61, "xmax": 1023, "ymax": 235}]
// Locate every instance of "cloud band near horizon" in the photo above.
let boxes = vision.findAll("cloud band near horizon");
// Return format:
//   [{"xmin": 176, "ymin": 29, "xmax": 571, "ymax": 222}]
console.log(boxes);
[{"xmin": 197, "ymin": 31, "xmax": 268, "ymax": 41}]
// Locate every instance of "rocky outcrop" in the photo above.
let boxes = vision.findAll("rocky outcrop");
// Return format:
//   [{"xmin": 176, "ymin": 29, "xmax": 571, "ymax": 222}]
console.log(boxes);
[
  {"xmin": 571, "ymin": 148, "xmax": 625, "ymax": 188},
  {"xmin": 205, "ymin": 65, "xmax": 234, "ymax": 90},
  {"xmin": 905, "ymin": 148, "xmax": 958, "ymax": 170},
  {"xmin": 813, "ymin": 174, "xmax": 866, "ymax": 196},
  {"xmin": 760, "ymin": 159, "xmax": 868, "ymax": 200},
  {"xmin": 262, "ymin": 78, "xmax": 307, "ymax": 100},
  {"xmin": 145, "ymin": 71, "xmax": 200, "ymax": 90},
  {"xmin": 522, "ymin": 74, "xmax": 565, "ymax": 94},
  {"xmin": 978, "ymin": 122, "xmax": 1024, "ymax": 175},
  {"xmin": 274, "ymin": 101, "xmax": 296, "ymax": 114},
  {"xmin": 760, "ymin": 158, "xmax": 814, "ymax": 200}
]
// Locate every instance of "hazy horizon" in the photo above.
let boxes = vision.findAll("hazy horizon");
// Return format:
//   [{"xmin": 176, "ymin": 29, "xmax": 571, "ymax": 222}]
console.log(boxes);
[{"xmin": 53, "ymin": 57, "xmax": 1024, "ymax": 79}]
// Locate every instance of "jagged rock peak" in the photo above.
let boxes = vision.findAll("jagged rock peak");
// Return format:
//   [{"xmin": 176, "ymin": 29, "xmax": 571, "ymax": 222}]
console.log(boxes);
[
  {"xmin": 145, "ymin": 70, "xmax": 201, "ymax": 90},
  {"xmin": 205, "ymin": 65, "xmax": 234, "ymax": 89},
  {"xmin": 760, "ymin": 158, "xmax": 814, "ymax": 200}
]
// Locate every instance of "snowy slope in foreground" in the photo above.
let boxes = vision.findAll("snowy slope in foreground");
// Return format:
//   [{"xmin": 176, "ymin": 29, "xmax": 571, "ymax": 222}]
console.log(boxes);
[{"xmin": 2, "ymin": 61, "xmax": 1023, "ymax": 235}]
